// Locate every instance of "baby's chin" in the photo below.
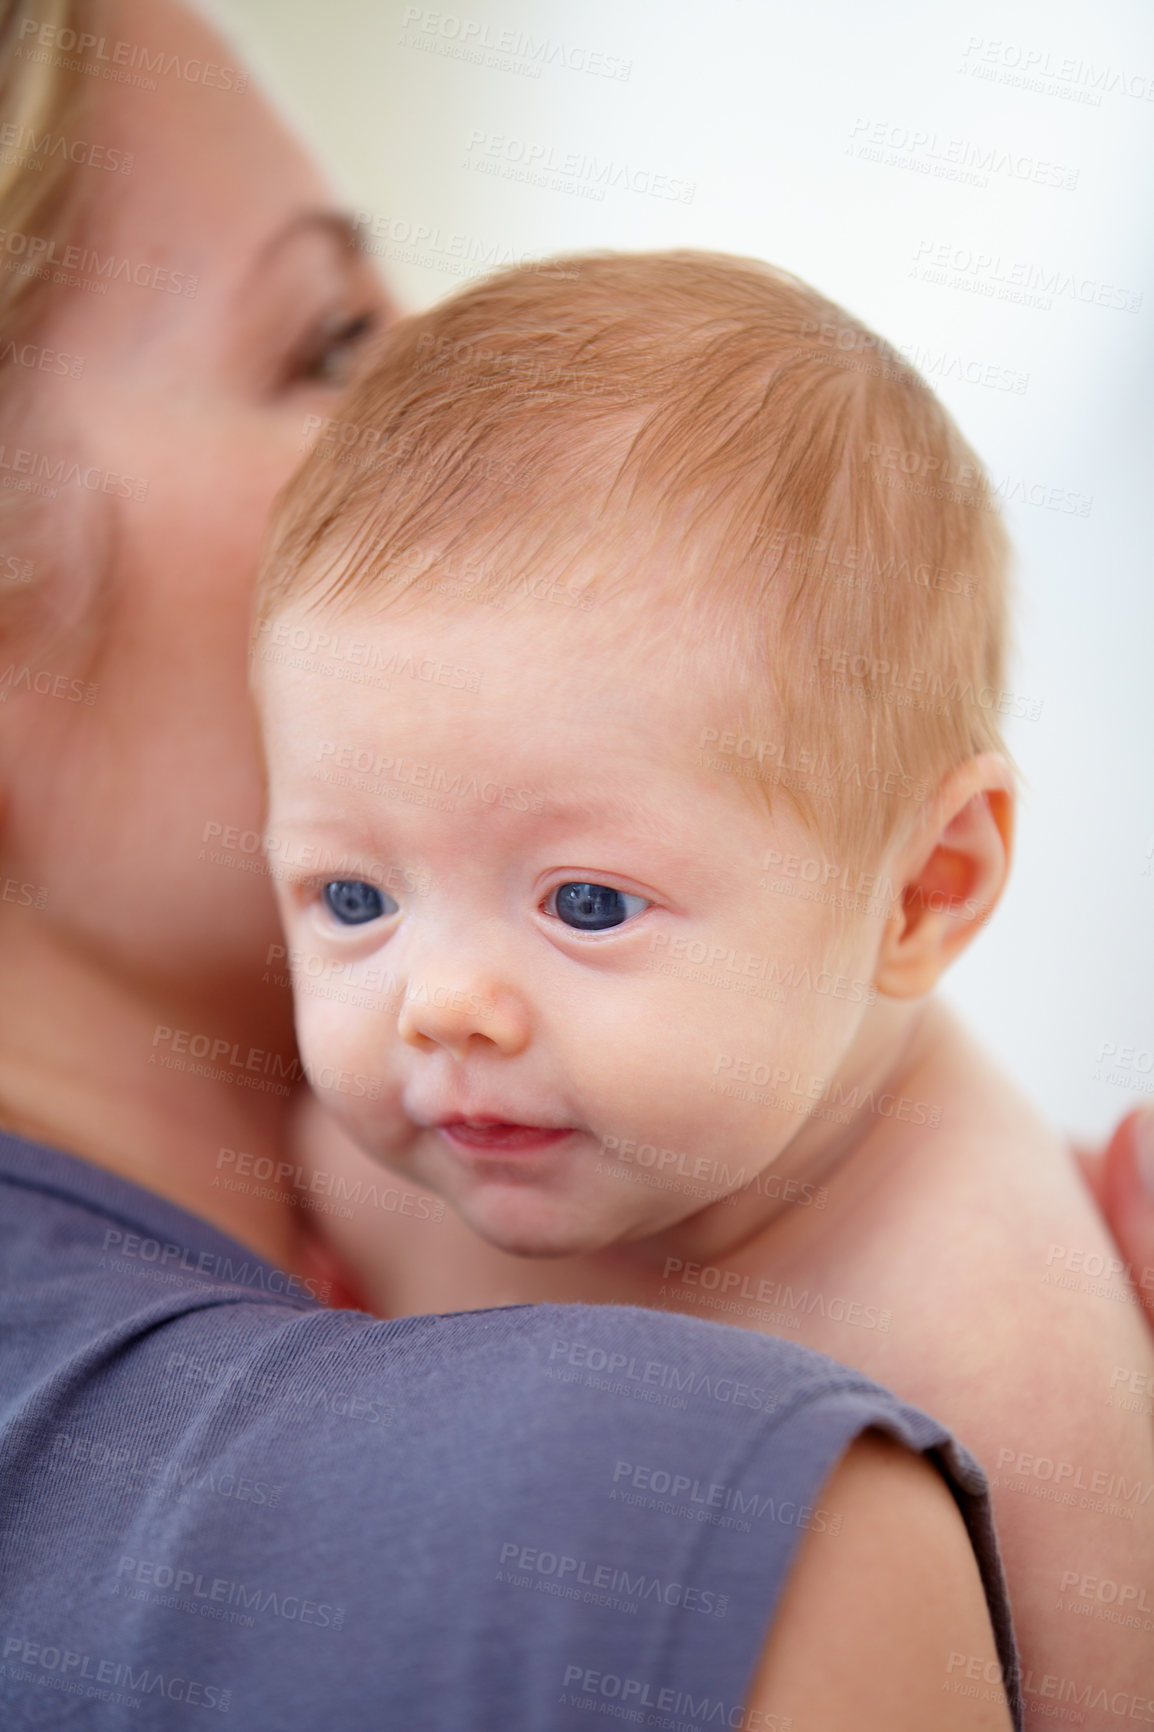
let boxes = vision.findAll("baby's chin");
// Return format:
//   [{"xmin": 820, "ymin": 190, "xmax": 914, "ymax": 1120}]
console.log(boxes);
[{"xmin": 454, "ymin": 1186, "xmax": 631, "ymax": 1261}]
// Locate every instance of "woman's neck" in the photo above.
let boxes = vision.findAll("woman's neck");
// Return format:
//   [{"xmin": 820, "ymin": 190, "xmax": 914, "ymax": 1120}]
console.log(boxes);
[{"xmin": 0, "ymin": 917, "xmax": 310, "ymax": 1271}]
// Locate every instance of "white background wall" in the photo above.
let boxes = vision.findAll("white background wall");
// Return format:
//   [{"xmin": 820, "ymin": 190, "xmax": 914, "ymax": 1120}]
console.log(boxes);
[{"xmin": 213, "ymin": 0, "xmax": 1154, "ymax": 1141}]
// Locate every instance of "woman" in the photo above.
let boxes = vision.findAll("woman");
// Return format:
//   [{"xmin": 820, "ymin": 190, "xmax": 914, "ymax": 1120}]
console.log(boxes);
[{"xmin": 0, "ymin": 0, "xmax": 1142, "ymax": 1724}]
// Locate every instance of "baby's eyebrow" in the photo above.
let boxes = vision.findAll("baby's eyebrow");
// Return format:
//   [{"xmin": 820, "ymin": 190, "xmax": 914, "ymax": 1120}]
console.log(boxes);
[
  {"xmin": 262, "ymin": 815, "xmax": 391, "ymax": 856},
  {"xmin": 526, "ymin": 790, "xmax": 699, "ymax": 860},
  {"xmin": 270, "ymin": 770, "xmax": 707, "ymax": 858}
]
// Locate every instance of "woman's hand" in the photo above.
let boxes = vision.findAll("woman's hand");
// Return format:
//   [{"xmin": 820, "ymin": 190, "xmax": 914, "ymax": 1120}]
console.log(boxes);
[{"xmin": 1077, "ymin": 1108, "xmax": 1154, "ymax": 1332}]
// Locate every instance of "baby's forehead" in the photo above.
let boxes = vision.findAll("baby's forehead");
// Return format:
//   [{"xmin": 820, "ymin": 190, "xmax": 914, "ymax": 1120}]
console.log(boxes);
[
  {"xmin": 302, "ymin": 548, "xmax": 752, "ymax": 704},
  {"xmin": 262, "ymin": 582, "xmax": 757, "ymax": 786},
  {"xmin": 264, "ymin": 597, "xmax": 823, "ymax": 872},
  {"xmin": 260, "ymin": 637, "xmax": 809, "ymax": 907}
]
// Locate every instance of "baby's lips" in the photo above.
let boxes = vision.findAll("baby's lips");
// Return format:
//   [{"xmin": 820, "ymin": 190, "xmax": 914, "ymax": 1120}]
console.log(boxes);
[{"xmin": 437, "ymin": 1117, "xmax": 575, "ymax": 1152}]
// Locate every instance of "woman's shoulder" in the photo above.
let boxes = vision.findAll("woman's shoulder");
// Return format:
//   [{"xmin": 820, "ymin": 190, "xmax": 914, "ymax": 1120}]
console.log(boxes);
[{"xmin": 749, "ymin": 1430, "xmax": 1018, "ymax": 1730}]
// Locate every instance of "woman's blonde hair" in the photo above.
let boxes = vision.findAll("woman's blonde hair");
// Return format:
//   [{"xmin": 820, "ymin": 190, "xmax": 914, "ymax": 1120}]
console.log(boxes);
[
  {"xmin": 0, "ymin": 0, "xmax": 97, "ymax": 348},
  {"xmin": 0, "ymin": 0, "xmax": 103, "ymax": 642}
]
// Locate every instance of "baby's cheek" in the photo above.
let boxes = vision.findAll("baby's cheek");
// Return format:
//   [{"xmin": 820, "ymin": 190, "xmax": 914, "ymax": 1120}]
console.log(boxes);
[
  {"xmin": 295, "ymin": 1000, "xmax": 362, "ymax": 1094},
  {"xmin": 305, "ymin": 1034, "xmax": 395, "ymax": 1144},
  {"xmin": 599, "ymin": 983, "xmax": 726, "ymax": 1136}
]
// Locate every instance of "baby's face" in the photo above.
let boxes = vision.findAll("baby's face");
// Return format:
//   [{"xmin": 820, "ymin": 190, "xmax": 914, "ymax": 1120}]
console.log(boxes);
[{"xmin": 259, "ymin": 583, "xmax": 888, "ymax": 1257}]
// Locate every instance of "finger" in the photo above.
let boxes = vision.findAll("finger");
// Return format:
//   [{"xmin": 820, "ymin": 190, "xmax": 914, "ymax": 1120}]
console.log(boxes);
[
  {"xmin": 1072, "ymin": 1138, "xmax": 1106, "ymax": 1209},
  {"xmin": 1096, "ymin": 1108, "xmax": 1154, "ymax": 1332}
]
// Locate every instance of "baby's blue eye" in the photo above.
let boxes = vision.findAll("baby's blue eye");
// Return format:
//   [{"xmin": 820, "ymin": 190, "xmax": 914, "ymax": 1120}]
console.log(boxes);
[
  {"xmin": 551, "ymin": 882, "xmax": 648, "ymax": 931},
  {"xmin": 323, "ymin": 881, "xmax": 398, "ymax": 925}
]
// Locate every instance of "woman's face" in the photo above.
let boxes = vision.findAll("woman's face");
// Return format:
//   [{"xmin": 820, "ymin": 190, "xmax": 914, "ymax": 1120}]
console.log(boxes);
[{"xmin": 0, "ymin": 0, "xmax": 391, "ymax": 1028}]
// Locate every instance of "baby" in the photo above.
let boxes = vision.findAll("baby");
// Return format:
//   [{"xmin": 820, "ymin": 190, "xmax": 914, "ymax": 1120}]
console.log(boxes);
[{"xmin": 251, "ymin": 251, "xmax": 1154, "ymax": 1725}]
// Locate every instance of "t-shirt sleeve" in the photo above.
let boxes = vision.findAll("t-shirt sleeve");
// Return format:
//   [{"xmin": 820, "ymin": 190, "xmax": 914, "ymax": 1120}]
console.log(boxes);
[{"xmin": 8, "ymin": 1300, "xmax": 1014, "ymax": 1730}]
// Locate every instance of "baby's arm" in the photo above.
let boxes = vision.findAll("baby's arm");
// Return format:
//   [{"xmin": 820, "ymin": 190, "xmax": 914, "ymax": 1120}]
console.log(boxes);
[{"xmin": 920, "ymin": 1197, "xmax": 1154, "ymax": 1728}]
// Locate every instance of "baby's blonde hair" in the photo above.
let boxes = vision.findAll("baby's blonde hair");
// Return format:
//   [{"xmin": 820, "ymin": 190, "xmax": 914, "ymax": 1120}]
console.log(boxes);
[{"xmin": 258, "ymin": 249, "xmax": 1014, "ymax": 873}]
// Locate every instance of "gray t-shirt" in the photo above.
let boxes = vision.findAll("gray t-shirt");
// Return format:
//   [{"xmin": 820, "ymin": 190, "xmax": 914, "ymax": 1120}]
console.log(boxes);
[{"xmin": 0, "ymin": 1131, "xmax": 1022, "ymax": 1728}]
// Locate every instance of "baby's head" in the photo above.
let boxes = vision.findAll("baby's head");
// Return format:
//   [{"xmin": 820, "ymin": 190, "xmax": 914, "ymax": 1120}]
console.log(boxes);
[{"xmin": 252, "ymin": 250, "xmax": 1015, "ymax": 1258}]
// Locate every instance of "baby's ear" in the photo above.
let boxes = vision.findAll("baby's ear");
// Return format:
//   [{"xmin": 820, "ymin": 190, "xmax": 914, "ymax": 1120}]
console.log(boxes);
[{"xmin": 873, "ymin": 754, "xmax": 1015, "ymax": 999}]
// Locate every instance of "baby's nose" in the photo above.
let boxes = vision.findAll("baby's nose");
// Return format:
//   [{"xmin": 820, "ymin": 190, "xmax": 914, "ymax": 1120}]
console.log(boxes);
[{"xmin": 396, "ymin": 977, "xmax": 529, "ymax": 1058}]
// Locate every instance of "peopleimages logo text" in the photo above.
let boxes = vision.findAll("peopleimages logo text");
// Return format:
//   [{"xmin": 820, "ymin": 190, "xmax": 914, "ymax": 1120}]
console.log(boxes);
[
  {"xmin": 0, "ymin": 226, "xmax": 197, "ymax": 295},
  {"xmin": 16, "ymin": 15, "xmax": 248, "ymax": 90},
  {"xmin": 100, "ymin": 1227, "xmax": 328, "ymax": 1304}
]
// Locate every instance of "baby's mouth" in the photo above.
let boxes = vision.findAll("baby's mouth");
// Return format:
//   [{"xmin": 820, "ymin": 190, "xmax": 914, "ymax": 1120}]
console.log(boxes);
[{"xmin": 437, "ymin": 1118, "xmax": 574, "ymax": 1153}]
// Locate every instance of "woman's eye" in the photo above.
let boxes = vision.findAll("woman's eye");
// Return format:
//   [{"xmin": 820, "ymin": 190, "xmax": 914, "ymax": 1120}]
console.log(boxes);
[
  {"xmin": 322, "ymin": 880, "xmax": 398, "ymax": 926},
  {"xmin": 549, "ymin": 882, "xmax": 649, "ymax": 931},
  {"xmin": 295, "ymin": 310, "xmax": 379, "ymax": 388}
]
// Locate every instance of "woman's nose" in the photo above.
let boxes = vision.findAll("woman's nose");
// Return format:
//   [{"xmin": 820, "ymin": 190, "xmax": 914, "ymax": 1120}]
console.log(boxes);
[{"xmin": 396, "ymin": 975, "xmax": 530, "ymax": 1058}]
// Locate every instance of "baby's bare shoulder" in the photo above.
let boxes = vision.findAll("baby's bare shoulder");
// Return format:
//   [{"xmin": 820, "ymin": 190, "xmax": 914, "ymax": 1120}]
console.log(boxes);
[
  {"xmin": 877, "ymin": 1112, "xmax": 1152, "ymax": 1458},
  {"xmin": 887, "ymin": 1128, "xmax": 1154, "ymax": 1716}
]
